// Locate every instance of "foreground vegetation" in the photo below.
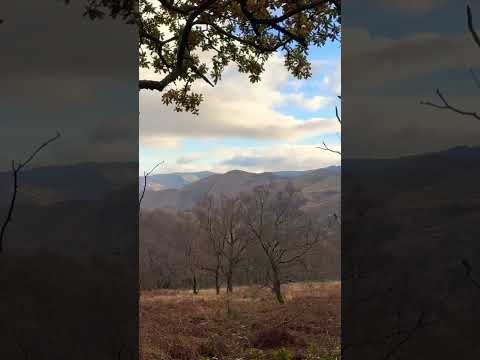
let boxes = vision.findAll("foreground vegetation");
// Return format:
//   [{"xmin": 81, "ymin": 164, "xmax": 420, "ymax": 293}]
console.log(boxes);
[{"xmin": 140, "ymin": 281, "xmax": 340, "ymax": 360}]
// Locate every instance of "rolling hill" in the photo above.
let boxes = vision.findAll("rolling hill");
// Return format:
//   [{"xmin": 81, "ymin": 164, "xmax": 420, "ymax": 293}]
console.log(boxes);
[
  {"xmin": 140, "ymin": 171, "xmax": 216, "ymax": 191},
  {"xmin": 140, "ymin": 166, "xmax": 341, "ymax": 220}
]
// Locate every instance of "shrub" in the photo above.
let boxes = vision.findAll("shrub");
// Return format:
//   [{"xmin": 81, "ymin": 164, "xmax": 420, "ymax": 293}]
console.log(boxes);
[
  {"xmin": 306, "ymin": 343, "xmax": 319, "ymax": 360},
  {"xmin": 199, "ymin": 334, "xmax": 228, "ymax": 358},
  {"xmin": 325, "ymin": 345, "xmax": 341, "ymax": 360},
  {"xmin": 272, "ymin": 347, "xmax": 294, "ymax": 360},
  {"xmin": 252, "ymin": 328, "xmax": 297, "ymax": 349},
  {"xmin": 247, "ymin": 348, "xmax": 266, "ymax": 360}
]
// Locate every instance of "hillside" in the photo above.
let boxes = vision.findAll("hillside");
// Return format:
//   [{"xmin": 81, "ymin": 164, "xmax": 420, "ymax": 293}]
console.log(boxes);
[
  {"xmin": 140, "ymin": 166, "xmax": 340, "ymax": 219},
  {"xmin": 343, "ymin": 146, "xmax": 480, "ymax": 359},
  {"xmin": 0, "ymin": 162, "xmax": 137, "ymax": 206},
  {"xmin": 141, "ymin": 171, "xmax": 216, "ymax": 191},
  {"xmin": 0, "ymin": 162, "xmax": 137, "ymax": 255}
]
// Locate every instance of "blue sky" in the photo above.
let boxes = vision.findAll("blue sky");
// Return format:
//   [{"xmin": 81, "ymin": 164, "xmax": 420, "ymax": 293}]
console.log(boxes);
[{"xmin": 139, "ymin": 39, "xmax": 341, "ymax": 175}]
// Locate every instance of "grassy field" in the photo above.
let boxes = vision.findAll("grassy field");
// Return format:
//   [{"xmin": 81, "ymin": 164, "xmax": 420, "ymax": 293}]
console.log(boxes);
[{"xmin": 140, "ymin": 281, "xmax": 340, "ymax": 360}]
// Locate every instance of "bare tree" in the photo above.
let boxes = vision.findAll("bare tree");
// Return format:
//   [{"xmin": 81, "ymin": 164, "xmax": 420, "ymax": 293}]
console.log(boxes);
[
  {"xmin": 194, "ymin": 195, "xmax": 225, "ymax": 294},
  {"xmin": 0, "ymin": 132, "xmax": 61, "ymax": 253},
  {"xmin": 218, "ymin": 195, "xmax": 249, "ymax": 293},
  {"xmin": 195, "ymin": 194, "xmax": 249, "ymax": 293},
  {"xmin": 140, "ymin": 209, "xmax": 202, "ymax": 290},
  {"xmin": 241, "ymin": 183, "xmax": 323, "ymax": 303},
  {"xmin": 176, "ymin": 212, "xmax": 203, "ymax": 294}
]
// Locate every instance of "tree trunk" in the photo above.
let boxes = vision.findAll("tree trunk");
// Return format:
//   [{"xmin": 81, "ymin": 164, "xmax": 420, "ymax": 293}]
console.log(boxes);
[
  {"xmin": 226, "ymin": 266, "xmax": 233, "ymax": 293},
  {"xmin": 215, "ymin": 266, "xmax": 220, "ymax": 295},
  {"xmin": 226, "ymin": 273, "xmax": 233, "ymax": 293},
  {"xmin": 272, "ymin": 268, "xmax": 285, "ymax": 304},
  {"xmin": 192, "ymin": 273, "xmax": 198, "ymax": 295}
]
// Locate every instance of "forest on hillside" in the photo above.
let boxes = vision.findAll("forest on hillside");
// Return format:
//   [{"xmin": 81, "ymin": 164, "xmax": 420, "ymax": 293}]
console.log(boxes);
[{"xmin": 140, "ymin": 182, "xmax": 340, "ymax": 303}]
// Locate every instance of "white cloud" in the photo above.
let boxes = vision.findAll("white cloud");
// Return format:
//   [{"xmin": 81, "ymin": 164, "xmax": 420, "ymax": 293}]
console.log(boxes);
[
  {"xmin": 140, "ymin": 54, "xmax": 339, "ymax": 147},
  {"xmin": 344, "ymin": 94, "xmax": 480, "ymax": 158},
  {"xmin": 139, "ymin": 36, "xmax": 341, "ymax": 174},
  {"xmin": 287, "ymin": 93, "xmax": 333, "ymax": 111},
  {"xmin": 176, "ymin": 153, "xmax": 203, "ymax": 164},
  {"xmin": 343, "ymin": 27, "xmax": 474, "ymax": 93},
  {"xmin": 141, "ymin": 135, "xmax": 182, "ymax": 149},
  {"xmin": 156, "ymin": 143, "xmax": 340, "ymax": 173}
]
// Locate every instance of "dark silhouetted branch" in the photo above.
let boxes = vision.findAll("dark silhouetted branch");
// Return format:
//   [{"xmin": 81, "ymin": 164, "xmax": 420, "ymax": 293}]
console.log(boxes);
[
  {"xmin": 318, "ymin": 95, "xmax": 341, "ymax": 155},
  {"xmin": 0, "ymin": 131, "xmax": 61, "ymax": 252},
  {"xmin": 461, "ymin": 258, "xmax": 480, "ymax": 290},
  {"xmin": 421, "ymin": 88, "xmax": 480, "ymax": 121},
  {"xmin": 469, "ymin": 68, "xmax": 480, "ymax": 89},
  {"xmin": 335, "ymin": 106, "xmax": 341, "ymax": 124},
  {"xmin": 467, "ymin": 5, "xmax": 480, "ymax": 48},
  {"xmin": 139, "ymin": 161, "xmax": 164, "ymax": 207},
  {"xmin": 421, "ymin": 7, "xmax": 480, "ymax": 120},
  {"xmin": 317, "ymin": 141, "xmax": 341, "ymax": 155},
  {"xmin": 140, "ymin": 0, "xmax": 218, "ymax": 92}
]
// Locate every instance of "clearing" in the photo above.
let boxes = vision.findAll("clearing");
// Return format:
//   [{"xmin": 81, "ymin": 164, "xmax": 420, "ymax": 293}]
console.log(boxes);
[{"xmin": 140, "ymin": 281, "xmax": 340, "ymax": 360}]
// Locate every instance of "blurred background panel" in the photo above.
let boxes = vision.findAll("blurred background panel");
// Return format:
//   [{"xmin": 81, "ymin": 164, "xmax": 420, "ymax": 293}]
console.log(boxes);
[
  {"xmin": 343, "ymin": 1, "xmax": 480, "ymax": 359},
  {"xmin": 0, "ymin": 1, "xmax": 138, "ymax": 359}
]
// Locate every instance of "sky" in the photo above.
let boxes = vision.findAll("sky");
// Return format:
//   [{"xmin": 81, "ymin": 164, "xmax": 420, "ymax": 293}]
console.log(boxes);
[
  {"xmin": 139, "ymin": 39, "xmax": 341, "ymax": 175},
  {"xmin": 6, "ymin": 1, "xmax": 475, "ymax": 174},
  {"xmin": 0, "ymin": 2, "xmax": 138, "ymax": 171},
  {"xmin": 343, "ymin": 0, "xmax": 480, "ymax": 158}
]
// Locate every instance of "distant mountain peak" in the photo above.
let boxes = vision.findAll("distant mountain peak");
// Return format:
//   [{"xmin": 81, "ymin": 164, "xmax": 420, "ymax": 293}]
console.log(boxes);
[
  {"xmin": 443, "ymin": 145, "xmax": 480, "ymax": 159},
  {"xmin": 225, "ymin": 169, "xmax": 250, "ymax": 175}
]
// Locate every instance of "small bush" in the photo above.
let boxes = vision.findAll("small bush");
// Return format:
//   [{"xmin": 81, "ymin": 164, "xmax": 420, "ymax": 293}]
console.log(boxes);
[
  {"xmin": 247, "ymin": 348, "xmax": 266, "ymax": 360},
  {"xmin": 272, "ymin": 348, "xmax": 294, "ymax": 360},
  {"xmin": 306, "ymin": 343, "xmax": 319, "ymax": 360},
  {"xmin": 199, "ymin": 334, "xmax": 228, "ymax": 358},
  {"xmin": 252, "ymin": 328, "xmax": 297, "ymax": 349},
  {"xmin": 167, "ymin": 341, "xmax": 197, "ymax": 360},
  {"xmin": 320, "ymin": 345, "xmax": 341, "ymax": 360}
]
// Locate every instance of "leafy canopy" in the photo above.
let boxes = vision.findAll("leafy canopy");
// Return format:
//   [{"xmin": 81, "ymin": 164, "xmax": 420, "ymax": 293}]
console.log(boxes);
[{"xmin": 70, "ymin": 0, "xmax": 341, "ymax": 114}]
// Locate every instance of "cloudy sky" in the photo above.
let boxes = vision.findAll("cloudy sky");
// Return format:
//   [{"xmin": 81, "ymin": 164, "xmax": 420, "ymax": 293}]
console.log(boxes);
[
  {"xmin": 139, "ymin": 40, "xmax": 341, "ymax": 175},
  {"xmin": 343, "ymin": 0, "xmax": 480, "ymax": 158},
  {"xmin": 0, "ymin": 2, "xmax": 138, "ymax": 172},
  {"xmin": 5, "ymin": 1, "xmax": 476, "ymax": 174}
]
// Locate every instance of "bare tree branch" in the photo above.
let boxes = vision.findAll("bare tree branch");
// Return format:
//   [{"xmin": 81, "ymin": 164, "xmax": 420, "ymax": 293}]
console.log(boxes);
[
  {"xmin": 318, "ymin": 96, "xmax": 341, "ymax": 155},
  {"xmin": 420, "ymin": 6, "xmax": 480, "ymax": 120},
  {"xmin": 420, "ymin": 88, "xmax": 480, "ymax": 121},
  {"xmin": 0, "ymin": 131, "xmax": 61, "ymax": 253},
  {"xmin": 335, "ymin": 105, "xmax": 341, "ymax": 124},
  {"xmin": 469, "ymin": 68, "xmax": 480, "ymax": 89},
  {"xmin": 467, "ymin": 5, "xmax": 480, "ymax": 48},
  {"xmin": 461, "ymin": 259, "xmax": 480, "ymax": 291},
  {"xmin": 317, "ymin": 141, "xmax": 341, "ymax": 155},
  {"xmin": 139, "ymin": 161, "xmax": 164, "ymax": 207}
]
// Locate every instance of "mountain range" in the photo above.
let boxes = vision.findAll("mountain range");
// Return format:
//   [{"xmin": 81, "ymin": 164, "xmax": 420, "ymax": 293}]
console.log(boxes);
[
  {"xmin": 141, "ymin": 171, "xmax": 215, "ymax": 191},
  {"xmin": 140, "ymin": 166, "xmax": 341, "ymax": 220},
  {"xmin": 2, "ymin": 145, "xmax": 480, "ymax": 257}
]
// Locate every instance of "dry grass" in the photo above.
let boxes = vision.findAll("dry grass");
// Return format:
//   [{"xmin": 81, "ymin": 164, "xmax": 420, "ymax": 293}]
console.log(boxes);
[{"xmin": 140, "ymin": 281, "xmax": 340, "ymax": 360}]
